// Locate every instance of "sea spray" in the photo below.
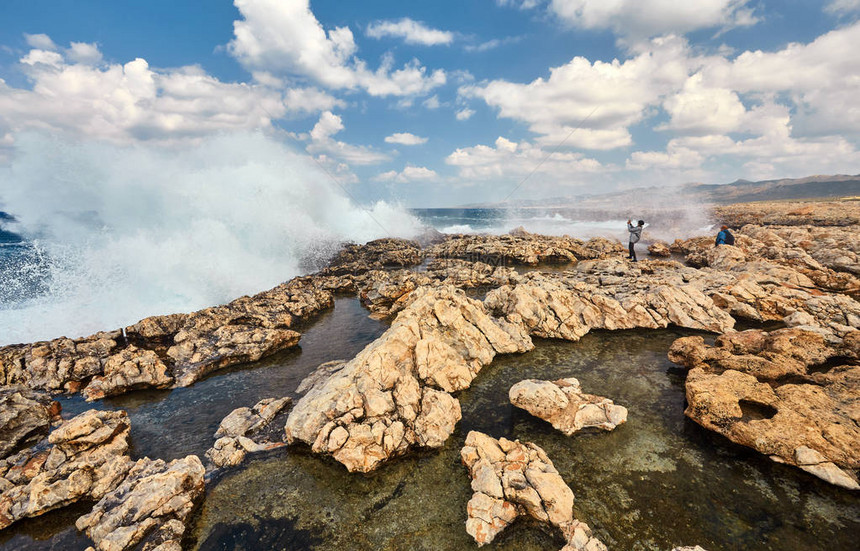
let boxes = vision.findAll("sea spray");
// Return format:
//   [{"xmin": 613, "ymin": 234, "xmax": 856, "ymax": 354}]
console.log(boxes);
[{"xmin": 0, "ymin": 132, "xmax": 424, "ymax": 345}]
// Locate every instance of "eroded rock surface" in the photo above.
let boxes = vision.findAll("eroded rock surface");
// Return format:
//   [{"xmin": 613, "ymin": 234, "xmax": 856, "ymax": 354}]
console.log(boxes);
[
  {"xmin": 284, "ymin": 286, "xmax": 533, "ymax": 472},
  {"xmin": 0, "ymin": 277, "xmax": 331, "ymax": 397},
  {"xmin": 460, "ymin": 431, "xmax": 606, "ymax": 550},
  {"xmin": 485, "ymin": 265, "xmax": 735, "ymax": 340},
  {"xmin": 0, "ymin": 387, "xmax": 60, "ymax": 459},
  {"xmin": 648, "ymin": 241, "xmax": 671, "ymax": 257},
  {"xmin": 0, "ymin": 410, "xmax": 132, "ymax": 529},
  {"xmin": 509, "ymin": 378, "xmax": 627, "ymax": 436},
  {"xmin": 670, "ymin": 328, "xmax": 860, "ymax": 489},
  {"xmin": 323, "ymin": 237, "xmax": 424, "ymax": 276},
  {"xmin": 429, "ymin": 231, "xmax": 624, "ymax": 265},
  {"xmin": 205, "ymin": 397, "xmax": 293, "ymax": 469},
  {"xmin": 76, "ymin": 455, "xmax": 205, "ymax": 551}
]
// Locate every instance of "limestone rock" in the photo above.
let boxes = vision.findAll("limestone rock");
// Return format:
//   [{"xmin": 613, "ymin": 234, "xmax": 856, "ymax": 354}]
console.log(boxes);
[
  {"xmin": 460, "ymin": 431, "xmax": 606, "ymax": 550},
  {"xmin": 425, "ymin": 258, "xmax": 521, "ymax": 290},
  {"xmin": 0, "ymin": 276, "xmax": 333, "ymax": 398},
  {"xmin": 358, "ymin": 270, "xmax": 435, "ymax": 319},
  {"xmin": 323, "ymin": 238, "xmax": 424, "ymax": 276},
  {"xmin": 429, "ymin": 234, "xmax": 624, "ymax": 266},
  {"xmin": 82, "ymin": 346, "xmax": 173, "ymax": 401},
  {"xmin": 716, "ymin": 200, "xmax": 860, "ymax": 227},
  {"xmin": 0, "ymin": 387, "xmax": 60, "ymax": 459},
  {"xmin": 672, "ymin": 328, "xmax": 860, "ymax": 489},
  {"xmin": 76, "ymin": 455, "xmax": 205, "ymax": 551},
  {"xmin": 0, "ymin": 410, "xmax": 132, "ymax": 529},
  {"xmin": 509, "ymin": 378, "xmax": 627, "ymax": 436},
  {"xmin": 205, "ymin": 397, "xmax": 293, "ymax": 469},
  {"xmin": 485, "ymin": 269, "xmax": 735, "ymax": 341},
  {"xmin": 648, "ymin": 241, "xmax": 671, "ymax": 257},
  {"xmin": 285, "ymin": 286, "xmax": 533, "ymax": 472}
]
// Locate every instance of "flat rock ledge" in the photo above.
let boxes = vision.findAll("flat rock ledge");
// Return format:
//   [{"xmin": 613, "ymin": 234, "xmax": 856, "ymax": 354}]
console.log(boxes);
[
  {"xmin": 509, "ymin": 378, "xmax": 627, "ymax": 436},
  {"xmin": 461, "ymin": 431, "xmax": 606, "ymax": 551},
  {"xmin": 428, "ymin": 230, "xmax": 624, "ymax": 265},
  {"xmin": 77, "ymin": 455, "xmax": 205, "ymax": 551},
  {"xmin": 205, "ymin": 397, "xmax": 293, "ymax": 469},
  {"xmin": 669, "ymin": 328, "xmax": 860, "ymax": 490},
  {"xmin": 284, "ymin": 285, "xmax": 533, "ymax": 473},
  {"xmin": 0, "ymin": 277, "xmax": 330, "ymax": 399}
]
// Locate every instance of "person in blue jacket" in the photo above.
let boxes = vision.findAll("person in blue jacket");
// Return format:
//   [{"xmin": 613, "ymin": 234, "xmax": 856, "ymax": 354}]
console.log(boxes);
[
  {"xmin": 715, "ymin": 225, "xmax": 735, "ymax": 246},
  {"xmin": 627, "ymin": 219, "xmax": 644, "ymax": 261}
]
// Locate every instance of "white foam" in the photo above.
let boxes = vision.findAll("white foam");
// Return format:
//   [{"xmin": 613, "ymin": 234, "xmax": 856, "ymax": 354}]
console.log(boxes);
[{"xmin": 0, "ymin": 132, "xmax": 423, "ymax": 345}]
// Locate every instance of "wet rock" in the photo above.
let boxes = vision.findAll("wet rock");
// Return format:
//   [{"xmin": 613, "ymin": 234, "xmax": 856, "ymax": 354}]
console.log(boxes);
[
  {"xmin": 0, "ymin": 410, "xmax": 132, "ymax": 529},
  {"xmin": 205, "ymin": 397, "xmax": 293, "ymax": 469},
  {"xmin": 82, "ymin": 346, "xmax": 173, "ymax": 401},
  {"xmin": 0, "ymin": 387, "xmax": 60, "ymax": 459},
  {"xmin": 429, "ymin": 233, "xmax": 624, "ymax": 266},
  {"xmin": 671, "ymin": 328, "xmax": 860, "ymax": 489},
  {"xmin": 284, "ymin": 286, "xmax": 533, "ymax": 472},
  {"xmin": 76, "ymin": 455, "xmax": 205, "ymax": 551},
  {"xmin": 323, "ymin": 238, "xmax": 424, "ymax": 276},
  {"xmin": 295, "ymin": 361, "xmax": 347, "ymax": 395},
  {"xmin": 0, "ymin": 276, "xmax": 334, "ymax": 397},
  {"xmin": 168, "ymin": 324, "xmax": 300, "ymax": 388},
  {"xmin": 648, "ymin": 241, "xmax": 671, "ymax": 257},
  {"xmin": 509, "ymin": 378, "xmax": 627, "ymax": 436},
  {"xmin": 167, "ymin": 277, "xmax": 331, "ymax": 387},
  {"xmin": 460, "ymin": 431, "xmax": 606, "ymax": 550},
  {"xmin": 0, "ymin": 332, "xmax": 121, "ymax": 393}
]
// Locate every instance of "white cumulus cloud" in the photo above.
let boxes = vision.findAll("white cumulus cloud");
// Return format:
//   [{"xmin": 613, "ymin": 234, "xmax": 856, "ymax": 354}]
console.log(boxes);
[
  {"xmin": 385, "ymin": 132, "xmax": 428, "ymax": 145},
  {"xmin": 228, "ymin": 0, "xmax": 446, "ymax": 97},
  {"xmin": 462, "ymin": 35, "xmax": 695, "ymax": 149},
  {"xmin": 366, "ymin": 18, "xmax": 454, "ymax": 46},
  {"xmin": 305, "ymin": 111, "xmax": 390, "ymax": 165},
  {"xmin": 549, "ymin": 0, "xmax": 758, "ymax": 41},
  {"xmin": 375, "ymin": 165, "xmax": 438, "ymax": 183}
]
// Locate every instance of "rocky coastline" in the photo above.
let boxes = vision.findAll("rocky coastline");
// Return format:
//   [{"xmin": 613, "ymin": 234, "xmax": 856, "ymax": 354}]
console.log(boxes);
[{"xmin": 1, "ymin": 200, "xmax": 859, "ymax": 550}]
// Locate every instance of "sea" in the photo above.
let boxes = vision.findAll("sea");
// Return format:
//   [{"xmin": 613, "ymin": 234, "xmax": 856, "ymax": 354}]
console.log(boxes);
[
  {"xmin": 0, "ymin": 204, "xmax": 640, "ymax": 346},
  {"xmin": 0, "ymin": 132, "xmax": 711, "ymax": 346}
]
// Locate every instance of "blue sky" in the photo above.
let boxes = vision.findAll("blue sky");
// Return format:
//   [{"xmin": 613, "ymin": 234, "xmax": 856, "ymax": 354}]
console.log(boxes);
[{"xmin": 1, "ymin": 0, "xmax": 860, "ymax": 207}]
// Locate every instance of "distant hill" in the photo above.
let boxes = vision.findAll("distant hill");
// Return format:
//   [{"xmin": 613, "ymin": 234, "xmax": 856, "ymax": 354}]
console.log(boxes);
[
  {"xmin": 682, "ymin": 174, "xmax": 860, "ymax": 204},
  {"xmin": 464, "ymin": 174, "xmax": 860, "ymax": 208}
]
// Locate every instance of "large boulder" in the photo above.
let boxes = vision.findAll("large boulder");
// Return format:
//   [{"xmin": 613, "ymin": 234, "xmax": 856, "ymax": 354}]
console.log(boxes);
[
  {"xmin": 671, "ymin": 329, "xmax": 860, "ymax": 489},
  {"xmin": 509, "ymin": 378, "xmax": 627, "ymax": 436},
  {"xmin": 205, "ymin": 396, "xmax": 293, "ymax": 469},
  {"xmin": 460, "ymin": 431, "xmax": 606, "ymax": 550},
  {"xmin": 0, "ymin": 387, "xmax": 60, "ymax": 459},
  {"xmin": 284, "ymin": 286, "xmax": 533, "ymax": 472},
  {"xmin": 76, "ymin": 455, "xmax": 205, "ymax": 551}
]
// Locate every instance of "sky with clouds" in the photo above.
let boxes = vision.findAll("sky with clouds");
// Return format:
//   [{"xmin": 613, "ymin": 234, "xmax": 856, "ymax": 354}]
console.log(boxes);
[{"xmin": 1, "ymin": 0, "xmax": 860, "ymax": 207}]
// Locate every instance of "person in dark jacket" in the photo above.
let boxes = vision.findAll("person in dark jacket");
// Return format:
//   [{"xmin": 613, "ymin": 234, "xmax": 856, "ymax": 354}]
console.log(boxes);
[
  {"xmin": 715, "ymin": 225, "xmax": 735, "ymax": 246},
  {"xmin": 627, "ymin": 219, "xmax": 644, "ymax": 261}
]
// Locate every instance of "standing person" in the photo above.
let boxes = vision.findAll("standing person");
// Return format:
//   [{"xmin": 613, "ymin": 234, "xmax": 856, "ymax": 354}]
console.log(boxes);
[
  {"xmin": 715, "ymin": 225, "xmax": 735, "ymax": 246},
  {"xmin": 627, "ymin": 219, "xmax": 644, "ymax": 261}
]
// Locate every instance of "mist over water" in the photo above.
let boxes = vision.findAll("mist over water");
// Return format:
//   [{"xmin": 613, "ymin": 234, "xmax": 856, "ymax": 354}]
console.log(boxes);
[{"xmin": 0, "ymin": 132, "xmax": 424, "ymax": 345}]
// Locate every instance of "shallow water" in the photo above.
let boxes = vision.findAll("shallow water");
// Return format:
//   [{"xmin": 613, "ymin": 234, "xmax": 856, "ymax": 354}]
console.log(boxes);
[{"xmin": 2, "ymin": 299, "xmax": 858, "ymax": 551}]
